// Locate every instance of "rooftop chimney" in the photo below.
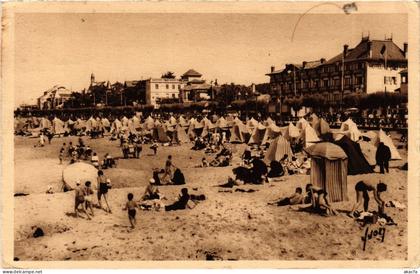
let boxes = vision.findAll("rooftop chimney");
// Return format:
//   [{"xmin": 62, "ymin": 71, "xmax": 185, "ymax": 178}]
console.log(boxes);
[
  {"xmin": 271, "ymin": 66, "xmax": 275, "ymax": 73},
  {"xmin": 343, "ymin": 44, "xmax": 349, "ymax": 57},
  {"xmin": 320, "ymin": 58, "xmax": 326, "ymax": 64},
  {"xmin": 367, "ymin": 41, "xmax": 372, "ymax": 58},
  {"xmin": 403, "ymin": 43, "xmax": 408, "ymax": 58}
]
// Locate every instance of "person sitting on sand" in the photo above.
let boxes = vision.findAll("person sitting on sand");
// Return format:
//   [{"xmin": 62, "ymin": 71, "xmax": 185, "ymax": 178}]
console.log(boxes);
[
  {"xmin": 304, "ymin": 184, "xmax": 336, "ymax": 216},
  {"xmin": 97, "ymin": 170, "xmax": 112, "ymax": 213},
  {"xmin": 242, "ymin": 147, "xmax": 252, "ymax": 165},
  {"xmin": 267, "ymin": 160, "xmax": 284, "ymax": 178},
  {"xmin": 123, "ymin": 193, "xmax": 137, "ymax": 229},
  {"xmin": 196, "ymin": 157, "xmax": 209, "ymax": 168},
  {"xmin": 268, "ymin": 187, "xmax": 304, "ymax": 206},
  {"xmin": 74, "ymin": 181, "xmax": 91, "ymax": 220},
  {"xmin": 165, "ymin": 188, "xmax": 190, "ymax": 211},
  {"xmin": 299, "ymin": 157, "xmax": 311, "ymax": 174},
  {"xmin": 348, "ymin": 179, "xmax": 387, "ymax": 218},
  {"xmin": 141, "ymin": 179, "xmax": 161, "ymax": 200},
  {"xmin": 314, "ymin": 190, "xmax": 337, "ymax": 216}
]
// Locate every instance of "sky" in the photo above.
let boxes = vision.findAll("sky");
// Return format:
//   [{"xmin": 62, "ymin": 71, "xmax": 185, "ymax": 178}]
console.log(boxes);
[{"xmin": 14, "ymin": 12, "xmax": 407, "ymax": 106}]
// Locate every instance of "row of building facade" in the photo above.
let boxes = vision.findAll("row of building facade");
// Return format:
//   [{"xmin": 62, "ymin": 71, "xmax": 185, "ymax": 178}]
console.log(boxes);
[
  {"xmin": 35, "ymin": 69, "xmax": 217, "ymax": 110},
  {"xmin": 32, "ymin": 36, "xmax": 408, "ymax": 111},
  {"xmin": 266, "ymin": 36, "xmax": 408, "ymax": 105}
]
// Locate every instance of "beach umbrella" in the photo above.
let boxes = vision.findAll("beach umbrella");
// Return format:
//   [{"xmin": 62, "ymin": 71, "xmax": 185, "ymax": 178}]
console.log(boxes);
[{"xmin": 62, "ymin": 162, "xmax": 97, "ymax": 189}]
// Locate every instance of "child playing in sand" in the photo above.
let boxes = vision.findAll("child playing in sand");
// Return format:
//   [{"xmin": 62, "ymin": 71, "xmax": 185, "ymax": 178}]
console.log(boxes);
[{"xmin": 123, "ymin": 193, "xmax": 137, "ymax": 229}]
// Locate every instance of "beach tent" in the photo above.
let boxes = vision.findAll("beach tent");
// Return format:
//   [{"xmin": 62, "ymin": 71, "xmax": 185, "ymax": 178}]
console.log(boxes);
[
  {"xmin": 301, "ymin": 125, "xmax": 321, "ymax": 148},
  {"xmin": 248, "ymin": 123, "xmax": 266, "ymax": 145},
  {"xmin": 75, "ymin": 118, "xmax": 86, "ymax": 131},
  {"xmin": 358, "ymin": 140, "xmax": 377, "ymax": 166},
  {"xmin": 334, "ymin": 135, "xmax": 373, "ymax": 175},
  {"xmin": 121, "ymin": 116, "xmax": 129, "ymax": 127},
  {"xmin": 110, "ymin": 118, "xmax": 122, "ymax": 133},
  {"xmin": 14, "ymin": 119, "xmax": 27, "ymax": 134},
  {"xmin": 264, "ymin": 117, "xmax": 275, "ymax": 126},
  {"xmin": 305, "ymin": 142, "xmax": 348, "ymax": 202},
  {"xmin": 187, "ymin": 118, "xmax": 197, "ymax": 139},
  {"xmin": 216, "ymin": 117, "xmax": 229, "ymax": 129},
  {"xmin": 101, "ymin": 118, "xmax": 110, "ymax": 128},
  {"xmin": 40, "ymin": 117, "xmax": 52, "ymax": 130},
  {"xmin": 201, "ymin": 119, "xmax": 216, "ymax": 138},
  {"xmin": 86, "ymin": 117, "xmax": 98, "ymax": 132},
  {"xmin": 229, "ymin": 122, "xmax": 250, "ymax": 143},
  {"xmin": 52, "ymin": 117, "xmax": 65, "ymax": 135},
  {"xmin": 225, "ymin": 115, "xmax": 235, "ymax": 127},
  {"xmin": 261, "ymin": 123, "xmax": 282, "ymax": 145},
  {"xmin": 169, "ymin": 116, "xmax": 177, "ymax": 127},
  {"xmin": 339, "ymin": 118, "xmax": 361, "ymax": 142},
  {"xmin": 264, "ymin": 136, "xmax": 293, "ymax": 163},
  {"xmin": 156, "ymin": 125, "xmax": 170, "ymax": 142},
  {"xmin": 178, "ymin": 116, "xmax": 189, "ymax": 128},
  {"xmin": 309, "ymin": 113, "xmax": 320, "ymax": 129},
  {"xmin": 132, "ymin": 116, "xmax": 142, "ymax": 130},
  {"xmin": 317, "ymin": 118, "xmax": 331, "ymax": 136},
  {"xmin": 296, "ymin": 118, "xmax": 309, "ymax": 130},
  {"xmin": 175, "ymin": 124, "xmax": 189, "ymax": 143},
  {"xmin": 371, "ymin": 130, "xmax": 402, "ymax": 160},
  {"xmin": 143, "ymin": 116, "xmax": 155, "ymax": 130},
  {"xmin": 62, "ymin": 162, "xmax": 98, "ymax": 189},
  {"xmin": 283, "ymin": 123, "xmax": 301, "ymax": 140},
  {"xmin": 246, "ymin": 118, "xmax": 259, "ymax": 130}
]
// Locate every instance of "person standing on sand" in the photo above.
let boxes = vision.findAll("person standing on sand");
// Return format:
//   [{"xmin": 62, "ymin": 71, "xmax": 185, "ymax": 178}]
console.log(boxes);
[
  {"xmin": 123, "ymin": 193, "xmax": 137, "ymax": 229},
  {"xmin": 376, "ymin": 142, "xmax": 391, "ymax": 174},
  {"xmin": 348, "ymin": 179, "xmax": 387, "ymax": 218},
  {"xmin": 161, "ymin": 155, "xmax": 175, "ymax": 182},
  {"xmin": 74, "ymin": 181, "xmax": 91, "ymax": 220},
  {"xmin": 96, "ymin": 170, "xmax": 112, "ymax": 213}
]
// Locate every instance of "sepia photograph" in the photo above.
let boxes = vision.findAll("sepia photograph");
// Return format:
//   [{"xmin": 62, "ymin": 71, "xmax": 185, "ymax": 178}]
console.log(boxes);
[{"xmin": 1, "ymin": 1, "xmax": 419, "ymax": 269}]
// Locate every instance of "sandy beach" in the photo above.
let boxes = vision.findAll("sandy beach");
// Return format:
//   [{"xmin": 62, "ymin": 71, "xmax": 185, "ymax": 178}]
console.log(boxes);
[{"xmin": 13, "ymin": 134, "xmax": 407, "ymax": 261}]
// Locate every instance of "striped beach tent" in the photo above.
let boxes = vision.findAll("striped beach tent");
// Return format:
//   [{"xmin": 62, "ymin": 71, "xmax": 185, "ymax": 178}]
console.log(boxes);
[
  {"xmin": 248, "ymin": 123, "xmax": 266, "ymax": 145},
  {"xmin": 305, "ymin": 142, "xmax": 348, "ymax": 202},
  {"xmin": 264, "ymin": 136, "xmax": 293, "ymax": 163}
]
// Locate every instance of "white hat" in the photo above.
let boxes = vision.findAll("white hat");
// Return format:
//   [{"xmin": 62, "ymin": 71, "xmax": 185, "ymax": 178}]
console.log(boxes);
[
  {"xmin": 149, "ymin": 178, "xmax": 155, "ymax": 184},
  {"xmin": 106, "ymin": 178, "xmax": 111, "ymax": 183}
]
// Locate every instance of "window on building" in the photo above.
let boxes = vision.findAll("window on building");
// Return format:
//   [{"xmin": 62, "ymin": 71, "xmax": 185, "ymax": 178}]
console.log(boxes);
[
  {"xmin": 356, "ymin": 76, "xmax": 363, "ymax": 85},
  {"xmin": 178, "ymin": 85, "xmax": 181, "ymax": 89},
  {"xmin": 402, "ymin": 76, "xmax": 407, "ymax": 84},
  {"xmin": 172, "ymin": 84, "xmax": 175, "ymax": 89},
  {"xmin": 323, "ymin": 79, "xmax": 329, "ymax": 87},
  {"xmin": 166, "ymin": 84, "xmax": 169, "ymax": 89},
  {"xmin": 344, "ymin": 77, "xmax": 351, "ymax": 85},
  {"xmin": 155, "ymin": 84, "xmax": 159, "ymax": 89},
  {"xmin": 172, "ymin": 94, "xmax": 176, "ymax": 98},
  {"xmin": 392, "ymin": 77, "xmax": 397, "ymax": 85},
  {"xmin": 333, "ymin": 79, "xmax": 340, "ymax": 87}
]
